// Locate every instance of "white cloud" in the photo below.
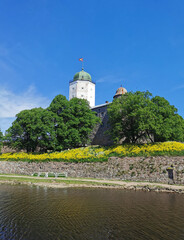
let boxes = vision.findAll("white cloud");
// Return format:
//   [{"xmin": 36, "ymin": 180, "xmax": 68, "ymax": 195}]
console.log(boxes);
[
  {"xmin": 0, "ymin": 86, "xmax": 49, "ymax": 118},
  {"xmin": 0, "ymin": 86, "xmax": 50, "ymax": 132},
  {"xmin": 172, "ymin": 84, "xmax": 184, "ymax": 91},
  {"xmin": 96, "ymin": 75, "xmax": 126, "ymax": 84},
  {"xmin": 0, "ymin": 45, "xmax": 9, "ymax": 57},
  {"xmin": 0, "ymin": 117, "xmax": 15, "ymax": 133}
]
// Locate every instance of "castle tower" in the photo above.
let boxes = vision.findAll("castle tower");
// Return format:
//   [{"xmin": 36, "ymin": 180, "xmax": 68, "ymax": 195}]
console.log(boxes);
[
  {"xmin": 113, "ymin": 86, "xmax": 127, "ymax": 99},
  {"xmin": 69, "ymin": 68, "xmax": 95, "ymax": 107}
]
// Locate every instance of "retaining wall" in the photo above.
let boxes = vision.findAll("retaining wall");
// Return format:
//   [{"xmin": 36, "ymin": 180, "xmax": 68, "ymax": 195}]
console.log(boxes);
[{"xmin": 0, "ymin": 156, "xmax": 184, "ymax": 184}]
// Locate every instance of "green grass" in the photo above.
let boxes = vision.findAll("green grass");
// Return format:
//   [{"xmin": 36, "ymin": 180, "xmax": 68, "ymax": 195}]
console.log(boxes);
[
  {"xmin": 0, "ymin": 157, "xmax": 109, "ymax": 163},
  {"xmin": 0, "ymin": 176, "xmax": 120, "ymax": 187},
  {"xmin": 1, "ymin": 174, "xmax": 184, "ymax": 190}
]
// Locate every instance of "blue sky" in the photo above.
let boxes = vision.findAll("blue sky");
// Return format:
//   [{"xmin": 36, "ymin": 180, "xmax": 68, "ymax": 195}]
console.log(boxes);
[{"xmin": 0, "ymin": 0, "xmax": 184, "ymax": 132}]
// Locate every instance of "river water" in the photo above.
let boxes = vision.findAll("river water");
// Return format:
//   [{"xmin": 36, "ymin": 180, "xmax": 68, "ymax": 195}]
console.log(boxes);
[{"xmin": 0, "ymin": 184, "xmax": 184, "ymax": 240}]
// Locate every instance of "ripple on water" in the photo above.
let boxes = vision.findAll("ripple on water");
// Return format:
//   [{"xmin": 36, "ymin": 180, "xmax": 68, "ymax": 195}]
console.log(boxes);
[{"xmin": 0, "ymin": 185, "xmax": 184, "ymax": 240}]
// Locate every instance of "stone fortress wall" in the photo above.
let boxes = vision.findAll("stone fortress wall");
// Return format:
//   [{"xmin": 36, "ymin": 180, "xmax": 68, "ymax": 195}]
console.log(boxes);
[{"xmin": 90, "ymin": 103, "xmax": 113, "ymax": 146}]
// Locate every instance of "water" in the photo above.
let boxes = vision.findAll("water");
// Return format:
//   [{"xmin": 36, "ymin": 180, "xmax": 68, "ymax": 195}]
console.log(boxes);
[{"xmin": 0, "ymin": 185, "xmax": 184, "ymax": 240}]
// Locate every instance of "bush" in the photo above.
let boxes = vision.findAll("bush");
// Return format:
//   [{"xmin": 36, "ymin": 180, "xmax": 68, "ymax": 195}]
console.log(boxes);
[{"xmin": 0, "ymin": 142, "xmax": 184, "ymax": 163}]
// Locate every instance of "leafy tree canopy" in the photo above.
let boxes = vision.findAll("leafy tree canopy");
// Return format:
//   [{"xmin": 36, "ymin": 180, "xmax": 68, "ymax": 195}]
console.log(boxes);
[
  {"xmin": 107, "ymin": 91, "xmax": 184, "ymax": 143},
  {"xmin": 48, "ymin": 95, "xmax": 99, "ymax": 150},
  {"xmin": 6, "ymin": 108, "xmax": 57, "ymax": 152},
  {"xmin": 151, "ymin": 96, "xmax": 184, "ymax": 142},
  {"xmin": 67, "ymin": 97, "xmax": 100, "ymax": 148},
  {"xmin": 6, "ymin": 95, "xmax": 99, "ymax": 152},
  {"xmin": 0, "ymin": 129, "xmax": 3, "ymax": 152},
  {"xmin": 47, "ymin": 95, "xmax": 69, "ymax": 150}
]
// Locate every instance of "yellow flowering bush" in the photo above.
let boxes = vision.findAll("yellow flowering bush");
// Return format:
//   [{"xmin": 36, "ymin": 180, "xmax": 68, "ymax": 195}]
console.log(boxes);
[
  {"xmin": 0, "ymin": 141, "xmax": 184, "ymax": 162},
  {"xmin": 107, "ymin": 142, "xmax": 184, "ymax": 156},
  {"xmin": 0, "ymin": 147, "xmax": 109, "ymax": 162}
]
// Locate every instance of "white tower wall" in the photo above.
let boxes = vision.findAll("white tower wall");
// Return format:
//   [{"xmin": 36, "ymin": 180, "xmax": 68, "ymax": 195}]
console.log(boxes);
[{"xmin": 69, "ymin": 80, "xmax": 95, "ymax": 107}]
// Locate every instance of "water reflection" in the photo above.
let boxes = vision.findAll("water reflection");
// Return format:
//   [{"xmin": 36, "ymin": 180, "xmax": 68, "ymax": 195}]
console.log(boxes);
[{"xmin": 0, "ymin": 185, "xmax": 184, "ymax": 240}]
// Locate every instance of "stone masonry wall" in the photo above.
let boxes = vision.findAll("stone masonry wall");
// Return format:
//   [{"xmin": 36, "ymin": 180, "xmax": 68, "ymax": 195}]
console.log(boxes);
[
  {"xmin": 90, "ymin": 104, "xmax": 113, "ymax": 146},
  {"xmin": 0, "ymin": 156, "xmax": 184, "ymax": 184}
]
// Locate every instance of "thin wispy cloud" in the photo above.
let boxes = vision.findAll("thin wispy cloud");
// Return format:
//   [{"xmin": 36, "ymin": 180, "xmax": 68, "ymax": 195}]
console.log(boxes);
[
  {"xmin": 0, "ymin": 44, "xmax": 51, "ymax": 132},
  {"xmin": 171, "ymin": 84, "xmax": 184, "ymax": 91},
  {"xmin": 0, "ymin": 45, "xmax": 9, "ymax": 57},
  {"xmin": 0, "ymin": 117, "xmax": 15, "ymax": 133},
  {"xmin": 0, "ymin": 86, "xmax": 50, "ymax": 132},
  {"xmin": 0, "ymin": 59, "xmax": 13, "ymax": 72},
  {"xmin": 0, "ymin": 43, "xmax": 39, "ymax": 73},
  {"xmin": 96, "ymin": 75, "xmax": 126, "ymax": 84},
  {"xmin": 0, "ymin": 86, "xmax": 50, "ymax": 118},
  {"xmin": 0, "ymin": 44, "xmax": 22, "ymax": 75}
]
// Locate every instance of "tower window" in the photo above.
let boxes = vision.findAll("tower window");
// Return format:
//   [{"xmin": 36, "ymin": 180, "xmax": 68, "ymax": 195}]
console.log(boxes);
[
  {"xmin": 81, "ymin": 95, "xmax": 83, "ymax": 97},
  {"xmin": 82, "ymin": 87, "xmax": 84, "ymax": 89}
]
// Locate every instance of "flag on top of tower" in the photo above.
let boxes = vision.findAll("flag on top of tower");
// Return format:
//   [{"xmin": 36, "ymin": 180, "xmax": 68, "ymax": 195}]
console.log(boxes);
[{"xmin": 79, "ymin": 58, "xmax": 83, "ymax": 62}]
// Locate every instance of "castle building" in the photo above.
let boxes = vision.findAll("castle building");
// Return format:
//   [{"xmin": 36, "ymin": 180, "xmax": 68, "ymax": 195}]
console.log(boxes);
[
  {"xmin": 91, "ymin": 86, "xmax": 127, "ymax": 145},
  {"xmin": 69, "ymin": 68, "xmax": 127, "ymax": 145},
  {"xmin": 69, "ymin": 68, "xmax": 95, "ymax": 107},
  {"xmin": 113, "ymin": 86, "xmax": 127, "ymax": 99}
]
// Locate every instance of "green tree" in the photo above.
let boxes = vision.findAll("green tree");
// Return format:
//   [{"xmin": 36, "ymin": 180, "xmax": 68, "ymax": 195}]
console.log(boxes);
[
  {"xmin": 48, "ymin": 95, "xmax": 69, "ymax": 150},
  {"xmin": 48, "ymin": 95, "xmax": 99, "ymax": 149},
  {"xmin": 151, "ymin": 96, "xmax": 184, "ymax": 142},
  {"xmin": 6, "ymin": 94, "xmax": 99, "ymax": 152},
  {"xmin": 107, "ymin": 91, "xmax": 184, "ymax": 143},
  {"xmin": 108, "ymin": 91, "xmax": 155, "ymax": 143},
  {"xmin": 0, "ymin": 129, "xmax": 3, "ymax": 152},
  {"xmin": 67, "ymin": 97, "xmax": 99, "ymax": 148},
  {"xmin": 6, "ymin": 108, "xmax": 57, "ymax": 152}
]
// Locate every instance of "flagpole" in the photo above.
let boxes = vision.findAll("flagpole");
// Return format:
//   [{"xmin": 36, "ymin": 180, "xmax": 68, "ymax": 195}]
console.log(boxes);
[{"xmin": 79, "ymin": 58, "xmax": 84, "ymax": 70}]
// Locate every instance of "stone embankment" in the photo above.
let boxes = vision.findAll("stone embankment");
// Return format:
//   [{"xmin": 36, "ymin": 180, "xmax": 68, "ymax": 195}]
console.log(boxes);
[{"xmin": 0, "ymin": 156, "xmax": 184, "ymax": 184}]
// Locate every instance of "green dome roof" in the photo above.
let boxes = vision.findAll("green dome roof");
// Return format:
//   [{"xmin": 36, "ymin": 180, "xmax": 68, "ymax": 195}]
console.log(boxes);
[{"xmin": 73, "ymin": 69, "xmax": 92, "ymax": 81}]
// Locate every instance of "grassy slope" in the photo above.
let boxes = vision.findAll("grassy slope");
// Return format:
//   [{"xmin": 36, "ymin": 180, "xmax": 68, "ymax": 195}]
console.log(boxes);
[{"xmin": 1, "ymin": 142, "xmax": 184, "ymax": 162}]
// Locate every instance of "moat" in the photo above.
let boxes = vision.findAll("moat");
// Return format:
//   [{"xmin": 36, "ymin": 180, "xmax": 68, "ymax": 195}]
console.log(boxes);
[{"xmin": 0, "ymin": 184, "xmax": 184, "ymax": 240}]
